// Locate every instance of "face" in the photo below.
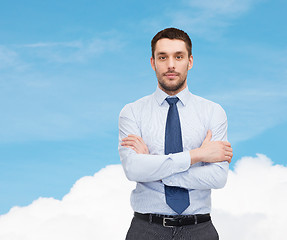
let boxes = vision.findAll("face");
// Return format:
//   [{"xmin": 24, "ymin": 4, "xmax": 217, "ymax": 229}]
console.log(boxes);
[{"xmin": 151, "ymin": 38, "xmax": 193, "ymax": 95}]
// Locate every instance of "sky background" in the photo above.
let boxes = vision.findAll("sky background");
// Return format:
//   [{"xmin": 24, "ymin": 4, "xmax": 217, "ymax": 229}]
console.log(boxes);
[
  {"xmin": 0, "ymin": 0, "xmax": 286, "ymax": 216},
  {"xmin": 1, "ymin": 155, "xmax": 287, "ymax": 239}
]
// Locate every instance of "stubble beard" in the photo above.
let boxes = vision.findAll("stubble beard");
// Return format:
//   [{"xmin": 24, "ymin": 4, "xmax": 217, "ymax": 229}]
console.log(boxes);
[{"xmin": 157, "ymin": 70, "xmax": 188, "ymax": 93}]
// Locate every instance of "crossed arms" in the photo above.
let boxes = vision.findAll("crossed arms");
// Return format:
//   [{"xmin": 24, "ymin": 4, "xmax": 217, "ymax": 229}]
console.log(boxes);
[
  {"xmin": 118, "ymin": 105, "xmax": 233, "ymax": 190},
  {"xmin": 121, "ymin": 130, "xmax": 232, "ymax": 165}
]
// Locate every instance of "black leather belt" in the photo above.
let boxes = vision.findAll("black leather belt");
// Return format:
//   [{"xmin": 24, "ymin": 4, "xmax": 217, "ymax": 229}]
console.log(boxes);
[{"xmin": 134, "ymin": 212, "xmax": 211, "ymax": 227}]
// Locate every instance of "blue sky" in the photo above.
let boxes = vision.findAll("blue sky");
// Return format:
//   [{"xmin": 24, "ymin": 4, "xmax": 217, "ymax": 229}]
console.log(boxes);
[{"xmin": 0, "ymin": 0, "xmax": 286, "ymax": 215}]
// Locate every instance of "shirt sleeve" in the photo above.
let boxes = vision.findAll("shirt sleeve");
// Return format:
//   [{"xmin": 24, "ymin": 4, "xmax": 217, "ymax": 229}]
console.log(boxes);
[
  {"xmin": 118, "ymin": 104, "xmax": 191, "ymax": 182},
  {"xmin": 162, "ymin": 104, "xmax": 229, "ymax": 190}
]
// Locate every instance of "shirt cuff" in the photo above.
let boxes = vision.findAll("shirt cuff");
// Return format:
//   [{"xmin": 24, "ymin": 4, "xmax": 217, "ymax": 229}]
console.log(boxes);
[
  {"xmin": 169, "ymin": 151, "xmax": 190, "ymax": 174},
  {"xmin": 162, "ymin": 151, "xmax": 190, "ymax": 186}
]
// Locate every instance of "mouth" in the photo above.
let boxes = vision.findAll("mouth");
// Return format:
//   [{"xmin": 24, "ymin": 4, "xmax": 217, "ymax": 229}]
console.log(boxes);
[{"xmin": 164, "ymin": 72, "xmax": 179, "ymax": 79}]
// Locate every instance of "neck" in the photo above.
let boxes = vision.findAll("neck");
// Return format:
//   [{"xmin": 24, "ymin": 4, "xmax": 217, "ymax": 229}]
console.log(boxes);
[{"xmin": 158, "ymin": 85, "xmax": 187, "ymax": 96}]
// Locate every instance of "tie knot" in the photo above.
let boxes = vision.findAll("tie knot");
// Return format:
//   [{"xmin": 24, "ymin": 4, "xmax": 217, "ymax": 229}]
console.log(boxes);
[{"xmin": 166, "ymin": 97, "xmax": 179, "ymax": 106}]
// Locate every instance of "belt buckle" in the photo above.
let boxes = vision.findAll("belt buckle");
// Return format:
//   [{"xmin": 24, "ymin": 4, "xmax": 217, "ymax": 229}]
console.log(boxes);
[{"xmin": 163, "ymin": 217, "xmax": 174, "ymax": 227}]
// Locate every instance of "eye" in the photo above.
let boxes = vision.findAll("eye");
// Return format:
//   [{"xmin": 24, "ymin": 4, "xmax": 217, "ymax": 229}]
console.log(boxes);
[
  {"xmin": 176, "ymin": 55, "xmax": 183, "ymax": 60},
  {"xmin": 159, "ymin": 56, "xmax": 166, "ymax": 60}
]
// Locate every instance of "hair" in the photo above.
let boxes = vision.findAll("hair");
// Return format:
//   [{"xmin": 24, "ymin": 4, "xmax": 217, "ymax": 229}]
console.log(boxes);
[{"xmin": 151, "ymin": 27, "xmax": 192, "ymax": 58}]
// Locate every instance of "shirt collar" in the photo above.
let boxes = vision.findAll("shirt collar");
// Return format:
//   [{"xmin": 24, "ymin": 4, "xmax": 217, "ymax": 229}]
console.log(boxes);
[{"xmin": 154, "ymin": 86, "xmax": 190, "ymax": 106}]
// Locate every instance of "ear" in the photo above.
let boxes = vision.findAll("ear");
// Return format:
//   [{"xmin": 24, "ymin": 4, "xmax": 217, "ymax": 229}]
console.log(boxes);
[
  {"xmin": 188, "ymin": 55, "xmax": 193, "ymax": 70},
  {"xmin": 150, "ymin": 57, "xmax": 156, "ymax": 71}
]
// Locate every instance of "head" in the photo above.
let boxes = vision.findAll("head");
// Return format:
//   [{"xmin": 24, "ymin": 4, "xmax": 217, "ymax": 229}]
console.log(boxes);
[
  {"xmin": 151, "ymin": 28, "xmax": 193, "ymax": 95},
  {"xmin": 151, "ymin": 28, "xmax": 192, "ymax": 59}
]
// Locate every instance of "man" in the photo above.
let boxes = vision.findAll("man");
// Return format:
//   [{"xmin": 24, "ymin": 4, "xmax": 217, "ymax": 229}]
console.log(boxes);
[{"xmin": 118, "ymin": 28, "xmax": 233, "ymax": 240}]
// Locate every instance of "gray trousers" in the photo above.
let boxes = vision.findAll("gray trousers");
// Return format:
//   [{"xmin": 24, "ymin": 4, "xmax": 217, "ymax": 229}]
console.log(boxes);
[{"xmin": 125, "ymin": 216, "xmax": 219, "ymax": 240}]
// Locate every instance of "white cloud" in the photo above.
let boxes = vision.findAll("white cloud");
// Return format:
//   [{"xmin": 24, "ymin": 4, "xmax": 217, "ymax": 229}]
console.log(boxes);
[
  {"xmin": 0, "ymin": 165, "xmax": 135, "ymax": 240},
  {"xmin": 21, "ymin": 41, "xmax": 83, "ymax": 48},
  {"xmin": 139, "ymin": 0, "xmax": 263, "ymax": 41},
  {"xmin": 16, "ymin": 37, "xmax": 124, "ymax": 63},
  {"xmin": 1, "ymin": 154, "xmax": 286, "ymax": 239},
  {"xmin": 145, "ymin": 0, "xmax": 263, "ymax": 40},
  {"xmin": 0, "ymin": 46, "xmax": 27, "ymax": 71},
  {"xmin": 212, "ymin": 154, "xmax": 287, "ymax": 239},
  {"xmin": 186, "ymin": 0, "xmax": 258, "ymax": 15},
  {"xmin": 0, "ymin": 93, "xmax": 123, "ymax": 143},
  {"xmin": 0, "ymin": 46, "xmax": 17, "ymax": 67}
]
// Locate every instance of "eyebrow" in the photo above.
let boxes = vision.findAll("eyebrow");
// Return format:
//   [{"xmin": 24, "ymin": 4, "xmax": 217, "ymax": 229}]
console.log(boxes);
[
  {"xmin": 174, "ymin": 51, "xmax": 185, "ymax": 55},
  {"xmin": 157, "ymin": 52, "xmax": 167, "ymax": 55},
  {"xmin": 157, "ymin": 51, "xmax": 185, "ymax": 55}
]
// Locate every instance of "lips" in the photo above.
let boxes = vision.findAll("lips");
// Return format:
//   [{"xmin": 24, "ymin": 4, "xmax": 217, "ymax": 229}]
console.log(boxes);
[{"xmin": 164, "ymin": 72, "xmax": 179, "ymax": 79}]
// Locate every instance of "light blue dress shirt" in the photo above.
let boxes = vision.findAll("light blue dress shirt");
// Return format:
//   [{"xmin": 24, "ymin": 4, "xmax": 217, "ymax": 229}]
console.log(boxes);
[{"xmin": 118, "ymin": 86, "xmax": 229, "ymax": 215}]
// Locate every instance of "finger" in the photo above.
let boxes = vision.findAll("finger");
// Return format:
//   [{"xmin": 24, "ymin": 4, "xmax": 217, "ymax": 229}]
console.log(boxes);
[
  {"xmin": 122, "ymin": 140, "xmax": 144, "ymax": 151},
  {"xmin": 224, "ymin": 146, "xmax": 233, "ymax": 152},
  {"xmin": 131, "ymin": 135, "xmax": 146, "ymax": 145},
  {"xmin": 224, "ymin": 156, "xmax": 231, "ymax": 163},
  {"xmin": 138, "ymin": 137, "xmax": 146, "ymax": 144},
  {"xmin": 127, "ymin": 134, "xmax": 141, "ymax": 139},
  {"xmin": 121, "ymin": 140, "xmax": 138, "ymax": 146},
  {"xmin": 121, "ymin": 139, "xmax": 135, "ymax": 144},
  {"xmin": 122, "ymin": 136, "xmax": 137, "ymax": 141},
  {"xmin": 124, "ymin": 145, "xmax": 142, "ymax": 154},
  {"xmin": 126, "ymin": 136, "xmax": 146, "ymax": 147},
  {"xmin": 122, "ymin": 136, "xmax": 140, "ymax": 143},
  {"xmin": 121, "ymin": 137, "xmax": 133, "ymax": 143},
  {"xmin": 223, "ymin": 154, "xmax": 232, "ymax": 162},
  {"xmin": 125, "ymin": 134, "xmax": 146, "ymax": 146},
  {"xmin": 122, "ymin": 145, "xmax": 134, "ymax": 149},
  {"xmin": 203, "ymin": 130, "xmax": 212, "ymax": 143},
  {"xmin": 122, "ymin": 145, "xmax": 136, "ymax": 151},
  {"xmin": 222, "ymin": 141, "xmax": 231, "ymax": 147},
  {"xmin": 225, "ymin": 151, "xmax": 233, "ymax": 158}
]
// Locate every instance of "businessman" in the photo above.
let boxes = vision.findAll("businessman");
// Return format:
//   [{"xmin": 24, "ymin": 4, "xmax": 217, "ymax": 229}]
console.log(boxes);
[{"xmin": 118, "ymin": 27, "xmax": 233, "ymax": 240}]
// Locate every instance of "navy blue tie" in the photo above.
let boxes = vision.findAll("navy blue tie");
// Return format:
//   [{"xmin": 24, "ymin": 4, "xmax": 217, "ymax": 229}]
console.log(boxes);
[{"xmin": 164, "ymin": 97, "xmax": 190, "ymax": 214}]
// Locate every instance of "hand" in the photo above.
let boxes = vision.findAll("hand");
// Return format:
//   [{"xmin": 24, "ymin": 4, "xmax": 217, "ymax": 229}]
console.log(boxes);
[
  {"xmin": 121, "ymin": 134, "xmax": 149, "ymax": 154},
  {"xmin": 190, "ymin": 130, "xmax": 233, "ymax": 164}
]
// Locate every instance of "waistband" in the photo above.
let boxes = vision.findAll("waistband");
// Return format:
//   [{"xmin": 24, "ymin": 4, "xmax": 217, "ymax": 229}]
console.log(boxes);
[{"xmin": 134, "ymin": 212, "xmax": 211, "ymax": 227}]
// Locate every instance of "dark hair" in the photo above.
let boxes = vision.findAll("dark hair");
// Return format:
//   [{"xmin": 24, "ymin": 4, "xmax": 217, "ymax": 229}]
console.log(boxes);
[{"xmin": 151, "ymin": 27, "xmax": 192, "ymax": 58}]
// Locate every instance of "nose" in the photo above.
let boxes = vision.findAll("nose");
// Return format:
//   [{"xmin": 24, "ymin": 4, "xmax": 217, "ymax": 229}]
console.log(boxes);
[{"xmin": 167, "ymin": 58, "xmax": 175, "ymax": 70}]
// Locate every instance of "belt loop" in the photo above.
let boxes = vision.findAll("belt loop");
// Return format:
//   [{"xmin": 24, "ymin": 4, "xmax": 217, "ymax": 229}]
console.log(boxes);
[
  {"xmin": 149, "ymin": 214, "xmax": 152, "ymax": 224},
  {"xmin": 194, "ymin": 215, "xmax": 198, "ymax": 224}
]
